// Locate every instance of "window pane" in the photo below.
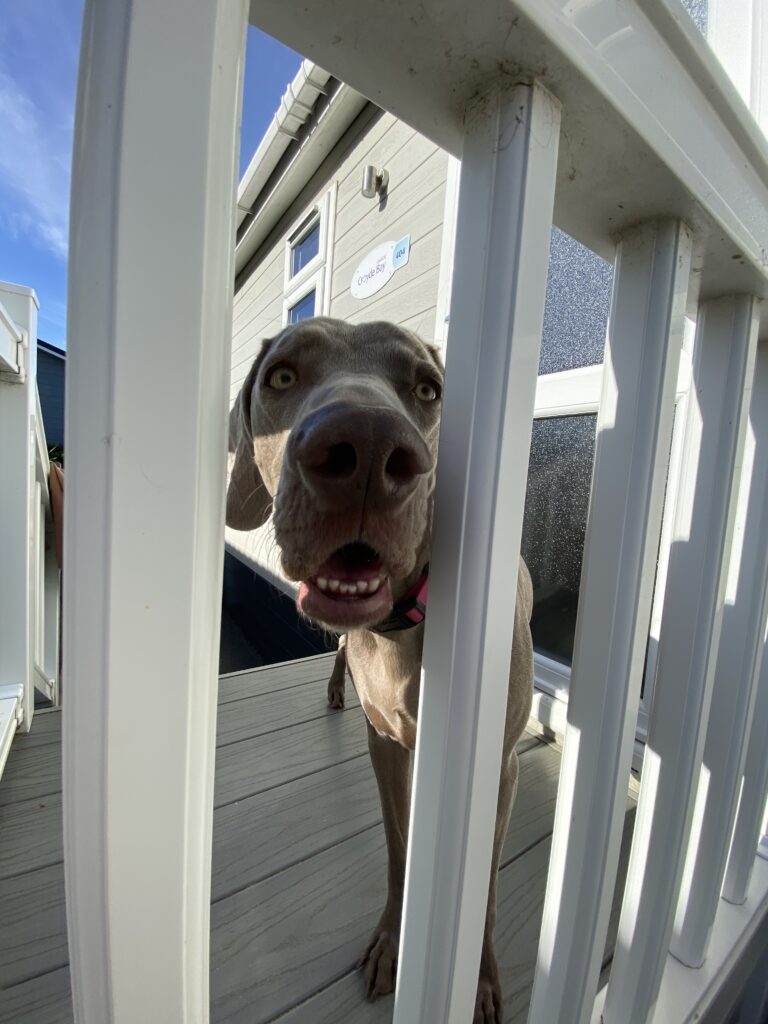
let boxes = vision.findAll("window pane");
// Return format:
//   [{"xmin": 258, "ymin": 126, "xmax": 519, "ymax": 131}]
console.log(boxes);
[
  {"xmin": 539, "ymin": 228, "xmax": 613, "ymax": 375},
  {"xmin": 290, "ymin": 222, "xmax": 320, "ymax": 277},
  {"xmin": 521, "ymin": 414, "xmax": 597, "ymax": 665},
  {"xmin": 288, "ymin": 289, "xmax": 316, "ymax": 324}
]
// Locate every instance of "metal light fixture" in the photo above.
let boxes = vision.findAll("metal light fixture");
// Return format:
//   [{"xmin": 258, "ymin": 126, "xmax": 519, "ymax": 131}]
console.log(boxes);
[{"xmin": 361, "ymin": 165, "xmax": 389, "ymax": 198}]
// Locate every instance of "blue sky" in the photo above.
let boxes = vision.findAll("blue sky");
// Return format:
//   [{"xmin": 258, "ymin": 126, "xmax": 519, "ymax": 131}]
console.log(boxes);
[{"xmin": 0, "ymin": 2, "xmax": 302, "ymax": 348}]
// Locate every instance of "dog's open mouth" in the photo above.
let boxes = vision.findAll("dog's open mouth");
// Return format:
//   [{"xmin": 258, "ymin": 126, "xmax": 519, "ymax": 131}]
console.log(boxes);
[{"xmin": 297, "ymin": 542, "xmax": 393, "ymax": 628}]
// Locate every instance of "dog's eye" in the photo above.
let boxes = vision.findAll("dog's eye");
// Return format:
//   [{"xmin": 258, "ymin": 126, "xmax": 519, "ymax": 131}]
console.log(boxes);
[
  {"xmin": 414, "ymin": 380, "xmax": 440, "ymax": 402},
  {"xmin": 267, "ymin": 365, "xmax": 297, "ymax": 390}
]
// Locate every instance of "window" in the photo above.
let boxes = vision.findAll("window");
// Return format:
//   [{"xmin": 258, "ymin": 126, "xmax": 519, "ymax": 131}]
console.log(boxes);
[
  {"xmin": 282, "ymin": 187, "xmax": 335, "ymax": 326},
  {"xmin": 521, "ymin": 414, "xmax": 597, "ymax": 665},
  {"xmin": 290, "ymin": 221, "xmax": 320, "ymax": 278},
  {"xmin": 288, "ymin": 289, "xmax": 316, "ymax": 324}
]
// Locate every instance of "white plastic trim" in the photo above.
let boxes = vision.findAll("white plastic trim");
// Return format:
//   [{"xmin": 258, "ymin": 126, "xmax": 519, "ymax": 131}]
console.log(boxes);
[
  {"xmin": 671, "ymin": 338, "xmax": 768, "ymax": 967},
  {"xmin": 603, "ymin": 295, "xmax": 760, "ymax": 1024},
  {"xmin": 63, "ymin": 1, "xmax": 248, "ymax": 1021},
  {"xmin": 723, "ymin": 613, "xmax": 768, "ymax": 904},
  {"xmin": 237, "ymin": 60, "xmax": 333, "ymax": 223},
  {"xmin": 394, "ymin": 79, "xmax": 561, "ymax": 1024},
  {"xmin": 0, "ymin": 282, "xmax": 39, "ymax": 735},
  {"xmin": 529, "ymin": 220, "xmax": 692, "ymax": 1024}
]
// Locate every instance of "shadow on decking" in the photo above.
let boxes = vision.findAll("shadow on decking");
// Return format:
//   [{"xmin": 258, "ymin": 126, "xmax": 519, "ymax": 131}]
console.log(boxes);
[{"xmin": 0, "ymin": 652, "xmax": 634, "ymax": 1023}]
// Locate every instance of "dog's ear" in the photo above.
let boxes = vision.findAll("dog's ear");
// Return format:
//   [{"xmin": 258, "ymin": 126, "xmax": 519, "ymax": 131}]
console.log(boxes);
[
  {"xmin": 424, "ymin": 342, "xmax": 445, "ymax": 372},
  {"xmin": 226, "ymin": 342, "xmax": 272, "ymax": 530}
]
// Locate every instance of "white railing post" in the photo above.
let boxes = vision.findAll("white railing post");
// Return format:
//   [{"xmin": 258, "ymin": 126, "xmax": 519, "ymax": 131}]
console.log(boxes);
[
  {"xmin": 722, "ymin": 626, "xmax": 768, "ymax": 904},
  {"xmin": 528, "ymin": 219, "xmax": 692, "ymax": 1024},
  {"xmin": 62, "ymin": 1, "xmax": 247, "ymax": 1022},
  {"xmin": 670, "ymin": 337, "xmax": 768, "ymax": 965},
  {"xmin": 0, "ymin": 282, "xmax": 39, "ymax": 735},
  {"xmin": 394, "ymin": 80, "xmax": 561, "ymax": 1024},
  {"xmin": 602, "ymin": 295, "xmax": 760, "ymax": 1023}
]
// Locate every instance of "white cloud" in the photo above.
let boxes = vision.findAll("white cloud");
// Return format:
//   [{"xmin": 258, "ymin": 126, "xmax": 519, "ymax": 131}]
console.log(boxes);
[{"xmin": 0, "ymin": 68, "xmax": 71, "ymax": 259}]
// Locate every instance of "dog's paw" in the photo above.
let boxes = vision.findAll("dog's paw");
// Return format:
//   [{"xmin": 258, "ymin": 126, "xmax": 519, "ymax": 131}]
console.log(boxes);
[
  {"xmin": 473, "ymin": 975, "xmax": 503, "ymax": 1023},
  {"xmin": 358, "ymin": 926, "xmax": 398, "ymax": 999},
  {"xmin": 327, "ymin": 679, "xmax": 345, "ymax": 709}
]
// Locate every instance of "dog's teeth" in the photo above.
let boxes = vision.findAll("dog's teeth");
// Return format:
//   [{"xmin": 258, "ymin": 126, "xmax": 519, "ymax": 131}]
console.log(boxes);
[
  {"xmin": 348, "ymin": 583, "xmax": 359, "ymax": 595},
  {"xmin": 339, "ymin": 582, "xmax": 351, "ymax": 594},
  {"xmin": 328, "ymin": 579, "xmax": 340, "ymax": 592},
  {"xmin": 368, "ymin": 577, "xmax": 381, "ymax": 593},
  {"xmin": 317, "ymin": 577, "xmax": 328, "ymax": 590},
  {"xmin": 356, "ymin": 580, "xmax": 369, "ymax": 594}
]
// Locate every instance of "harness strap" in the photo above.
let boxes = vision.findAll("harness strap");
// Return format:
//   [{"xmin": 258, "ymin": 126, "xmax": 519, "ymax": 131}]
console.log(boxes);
[{"xmin": 370, "ymin": 566, "xmax": 429, "ymax": 634}]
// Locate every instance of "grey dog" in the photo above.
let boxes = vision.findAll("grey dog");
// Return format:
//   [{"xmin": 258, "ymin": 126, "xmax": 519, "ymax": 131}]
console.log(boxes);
[{"xmin": 227, "ymin": 317, "xmax": 534, "ymax": 1023}]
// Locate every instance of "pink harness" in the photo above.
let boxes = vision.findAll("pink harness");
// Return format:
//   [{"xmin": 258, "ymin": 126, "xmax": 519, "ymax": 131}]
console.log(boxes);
[{"xmin": 370, "ymin": 566, "xmax": 429, "ymax": 634}]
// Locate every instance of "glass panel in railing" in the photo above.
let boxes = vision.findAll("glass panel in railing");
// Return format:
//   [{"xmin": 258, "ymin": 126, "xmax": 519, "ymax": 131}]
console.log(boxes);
[
  {"xmin": 539, "ymin": 229, "xmax": 612, "ymax": 374},
  {"xmin": 521, "ymin": 413, "xmax": 597, "ymax": 664}
]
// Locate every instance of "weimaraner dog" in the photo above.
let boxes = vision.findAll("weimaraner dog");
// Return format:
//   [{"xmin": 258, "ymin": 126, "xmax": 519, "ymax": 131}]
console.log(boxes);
[{"xmin": 227, "ymin": 317, "xmax": 534, "ymax": 1023}]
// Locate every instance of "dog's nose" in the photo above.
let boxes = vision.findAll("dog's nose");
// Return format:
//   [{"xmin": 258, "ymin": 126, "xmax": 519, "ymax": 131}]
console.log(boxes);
[{"xmin": 292, "ymin": 403, "xmax": 431, "ymax": 509}]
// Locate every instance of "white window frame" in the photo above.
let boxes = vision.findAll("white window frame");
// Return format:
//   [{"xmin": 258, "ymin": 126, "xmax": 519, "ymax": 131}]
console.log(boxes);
[{"xmin": 282, "ymin": 185, "xmax": 336, "ymax": 325}]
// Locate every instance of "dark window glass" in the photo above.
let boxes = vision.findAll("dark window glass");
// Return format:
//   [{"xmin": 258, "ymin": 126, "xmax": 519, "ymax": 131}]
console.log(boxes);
[
  {"xmin": 521, "ymin": 414, "xmax": 597, "ymax": 665},
  {"xmin": 288, "ymin": 289, "xmax": 316, "ymax": 324},
  {"xmin": 290, "ymin": 221, "xmax": 320, "ymax": 277},
  {"xmin": 539, "ymin": 229, "xmax": 613, "ymax": 375}
]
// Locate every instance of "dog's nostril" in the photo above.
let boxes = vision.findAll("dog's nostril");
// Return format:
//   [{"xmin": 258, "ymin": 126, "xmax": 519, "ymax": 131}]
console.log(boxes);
[
  {"xmin": 314, "ymin": 442, "xmax": 357, "ymax": 479},
  {"xmin": 385, "ymin": 446, "xmax": 421, "ymax": 483}
]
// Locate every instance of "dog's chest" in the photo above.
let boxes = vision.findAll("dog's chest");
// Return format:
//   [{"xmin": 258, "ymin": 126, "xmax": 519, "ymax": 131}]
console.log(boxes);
[{"xmin": 347, "ymin": 632, "xmax": 421, "ymax": 750}]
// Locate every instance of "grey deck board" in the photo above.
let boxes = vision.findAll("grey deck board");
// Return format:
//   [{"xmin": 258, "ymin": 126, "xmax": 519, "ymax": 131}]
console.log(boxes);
[
  {"xmin": 0, "ymin": 966, "xmax": 71, "ymax": 1024},
  {"xmin": 216, "ymin": 679, "xmax": 359, "ymax": 747},
  {"xmin": 218, "ymin": 653, "xmax": 339, "ymax": 704},
  {"xmin": 0, "ymin": 862, "xmax": 68, "ymax": 989},
  {"xmin": 0, "ymin": 792, "xmax": 61, "ymax": 881},
  {"xmin": 214, "ymin": 705, "xmax": 369, "ymax": 807},
  {"xmin": 210, "ymin": 742, "xmax": 561, "ymax": 1023},
  {"xmin": 0, "ymin": 742, "xmax": 62, "ymax": 808},
  {"xmin": 0, "ymin": 651, "xmax": 618, "ymax": 1023},
  {"xmin": 0, "ymin": 738, "xmax": 553, "ymax": 992},
  {"xmin": 212, "ymin": 754, "xmax": 376, "ymax": 901}
]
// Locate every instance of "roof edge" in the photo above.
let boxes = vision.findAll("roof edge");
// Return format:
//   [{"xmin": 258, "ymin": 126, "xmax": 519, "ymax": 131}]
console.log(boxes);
[{"xmin": 236, "ymin": 60, "xmax": 334, "ymax": 226}]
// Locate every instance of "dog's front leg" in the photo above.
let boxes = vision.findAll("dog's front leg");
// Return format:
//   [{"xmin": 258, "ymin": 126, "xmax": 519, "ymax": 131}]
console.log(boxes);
[
  {"xmin": 359, "ymin": 718, "xmax": 410, "ymax": 999},
  {"xmin": 327, "ymin": 634, "xmax": 347, "ymax": 709},
  {"xmin": 474, "ymin": 746, "xmax": 519, "ymax": 1024}
]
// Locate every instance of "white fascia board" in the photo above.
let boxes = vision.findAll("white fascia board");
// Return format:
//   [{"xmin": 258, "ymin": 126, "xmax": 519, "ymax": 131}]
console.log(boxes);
[
  {"xmin": 235, "ymin": 83, "xmax": 369, "ymax": 278},
  {"xmin": 248, "ymin": 0, "xmax": 768, "ymax": 320},
  {"xmin": 236, "ymin": 60, "xmax": 333, "ymax": 227},
  {"xmin": 0, "ymin": 281, "xmax": 39, "ymax": 309}
]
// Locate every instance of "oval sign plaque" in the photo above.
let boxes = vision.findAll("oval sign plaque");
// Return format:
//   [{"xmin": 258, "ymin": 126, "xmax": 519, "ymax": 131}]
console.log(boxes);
[{"xmin": 350, "ymin": 241, "xmax": 396, "ymax": 299}]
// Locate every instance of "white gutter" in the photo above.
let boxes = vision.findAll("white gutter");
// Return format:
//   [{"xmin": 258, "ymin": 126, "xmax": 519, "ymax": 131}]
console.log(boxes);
[
  {"xmin": 236, "ymin": 60, "xmax": 333, "ymax": 228},
  {"xmin": 235, "ymin": 61, "xmax": 370, "ymax": 279}
]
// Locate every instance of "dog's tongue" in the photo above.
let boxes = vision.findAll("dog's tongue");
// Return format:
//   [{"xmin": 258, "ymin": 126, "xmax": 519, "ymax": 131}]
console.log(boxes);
[{"xmin": 315, "ymin": 542, "xmax": 383, "ymax": 582}]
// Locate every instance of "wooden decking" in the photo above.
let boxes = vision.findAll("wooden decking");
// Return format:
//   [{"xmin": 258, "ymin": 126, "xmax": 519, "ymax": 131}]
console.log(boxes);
[{"xmin": 0, "ymin": 652, "xmax": 634, "ymax": 1023}]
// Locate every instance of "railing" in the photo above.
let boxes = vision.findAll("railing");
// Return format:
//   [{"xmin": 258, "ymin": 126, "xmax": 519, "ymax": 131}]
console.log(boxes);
[
  {"xmin": 63, "ymin": 1, "xmax": 768, "ymax": 1023},
  {"xmin": 0, "ymin": 281, "xmax": 60, "ymax": 779}
]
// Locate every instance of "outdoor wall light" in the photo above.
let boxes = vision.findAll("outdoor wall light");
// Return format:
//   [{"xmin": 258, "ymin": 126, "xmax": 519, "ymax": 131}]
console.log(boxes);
[{"xmin": 361, "ymin": 165, "xmax": 389, "ymax": 198}]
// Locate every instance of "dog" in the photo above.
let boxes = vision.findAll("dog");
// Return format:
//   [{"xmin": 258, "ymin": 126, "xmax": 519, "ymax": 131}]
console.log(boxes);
[{"xmin": 227, "ymin": 317, "xmax": 534, "ymax": 1024}]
